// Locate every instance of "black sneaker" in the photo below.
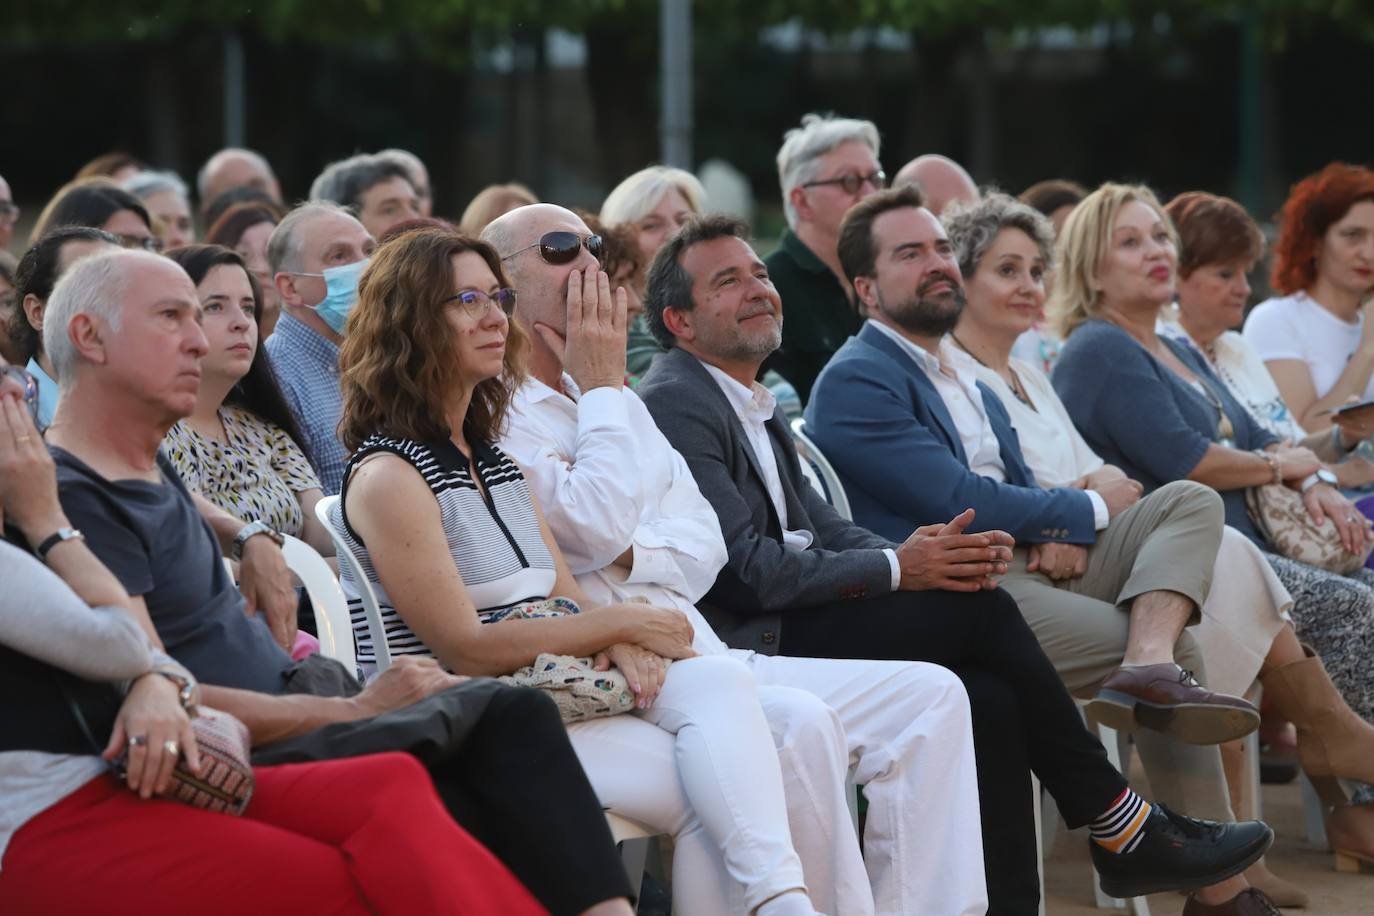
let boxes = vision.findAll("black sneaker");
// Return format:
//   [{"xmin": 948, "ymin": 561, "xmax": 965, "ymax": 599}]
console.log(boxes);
[{"xmin": 1090, "ymin": 804, "xmax": 1273, "ymax": 899}]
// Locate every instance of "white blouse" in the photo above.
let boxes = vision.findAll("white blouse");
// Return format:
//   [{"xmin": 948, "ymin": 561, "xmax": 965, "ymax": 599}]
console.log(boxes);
[{"xmin": 970, "ymin": 357, "xmax": 1104, "ymax": 488}]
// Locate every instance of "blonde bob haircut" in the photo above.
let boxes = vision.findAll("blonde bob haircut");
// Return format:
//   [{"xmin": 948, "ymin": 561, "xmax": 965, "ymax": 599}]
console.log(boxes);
[
  {"xmin": 1047, "ymin": 182, "xmax": 1177, "ymax": 339},
  {"xmin": 600, "ymin": 165, "xmax": 706, "ymax": 228}
]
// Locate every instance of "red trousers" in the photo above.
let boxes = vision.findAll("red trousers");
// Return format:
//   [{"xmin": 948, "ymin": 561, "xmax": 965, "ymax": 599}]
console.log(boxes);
[{"xmin": 0, "ymin": 752, "xmax": 546, "ymax": 915}]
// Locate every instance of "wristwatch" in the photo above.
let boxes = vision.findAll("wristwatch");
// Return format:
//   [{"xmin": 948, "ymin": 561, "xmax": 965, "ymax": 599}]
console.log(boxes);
[
  {"xmin": 35, "ymin": 527, "xmax": 84, "ymax": 562},
  {"xmin": 1299, "ymin": 468, "xmax": 1339, "ymax": 493},
  {"xmin": 150, "ymin": 668, "xmax": 198, "ymax": 716},
  {"xmin": 231, "ymin": 520, "xmax": 285, "ymax": 560}
]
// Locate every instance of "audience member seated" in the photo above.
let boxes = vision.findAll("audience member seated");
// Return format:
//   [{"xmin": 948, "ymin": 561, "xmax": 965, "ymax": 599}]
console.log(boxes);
[
  {"xmin": 458, "ymin": 182, "xmax": 537, "ymax": 236},
  {"xmin": 1163, "ymin": 191, "xmax": 1374, "ymax": 490},
  {"xmin": 28, "ymin": 179, "xmax": 161, "ymax": 252},
  {"xmin": 636, "ymin": 215, "xmax": 1276, "ymax": 915},
  {"xmin": 310, "ymin": 153, "xmax": 422, "ymax": 241},
  {"xmin": 574, "ymin": 212, "xmax": 652, "ymax": 385},
  {"xmin": 0, "ymin": 358, "xmax": 544, "ymax": 915},
  {"xmin": 0, "ymin": 173, "xmax": 17, "ymax": 252},
  {"xmin": 765, "ymin": 113, "xmax": 886, "ymax": 404},
  {"xmin": 197, "ymin": 148, "xmax": 283, "ymax": 217},
  {"xmin": 161, "ymin": 245, "xmax": 333, "ymax": 562},
  {"xmin": 1051, "ymin": 183, "xmax": 1374, "ymax": 860},
  {"xmin": 892, "ymin": 153, "xmax": 979, "ymax": 216},
  {"xmin": 600, "ymin": 166, "xmax": 710, "ymax": 386},
  {"xmin": 0, "ymin": 252, "xmax": 19, "ymax": 364},
  {"xmin": 944, "ymin": 191, "xmax": 1353, "ymax": 905},
  {"xmin": 490, "ymin": 202, "xmax": 1015, "ymax": 913},
  {"xmin": 124, "ymin": 170, "xmax": 196, "ymax": 251},
  {"xmin": 12, "ymin": 227, "xmax": 121, "ymax": 426},
  {"xmin": 39, "ymin": 246, "xmax": 637, "ymax": 916},
  {"xmin": 1243, "ymin": 164, "xmax": 1374, "ymax": 440},
  {"xmin": 333, "ymin": 224, "xmax": 852, "ymax": 916},
  {"xmin": 376, "ymin": 148, "xmax": 433, "ymax": 217},
  {"xmin": 206, "ymin": 200, "xmax": 288, "ymax": 338},
  {"xmin": 264, "ymin": 203, "xmax": 376, "ymax": 495},
  {"xmin": 74, "ymin": 151, "xmax": 146, "ymax": 184}
]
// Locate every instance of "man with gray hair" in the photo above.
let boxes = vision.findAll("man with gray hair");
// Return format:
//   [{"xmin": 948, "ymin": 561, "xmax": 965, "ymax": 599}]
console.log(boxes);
[
  {"xmin": 765, "ymin": 112, "xmax": 887, "ymax": 404},
  {"xmin": 197, "ymin": 147, "xmax": 282, "ymax": 215},
  {"xmin": 376, "ymin": 148, "xmax": 432, "ymax": 217},
  {"xmin": 309, "ymin": 153, "xmax": 421, "ymax": 241},
  {"xmin": 264, "ymin": 202, "xmax": 376, "ymax": 494},
  {"xmin": 125, "ymin": 170, "xmax": 196, "ymax": 250}
]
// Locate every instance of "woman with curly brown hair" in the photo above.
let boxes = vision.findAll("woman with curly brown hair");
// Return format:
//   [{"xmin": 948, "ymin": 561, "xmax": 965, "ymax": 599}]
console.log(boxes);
[
  {"xmin": 333, "ymin": 226, "xmax": 845, "ymax": 916},
  {"xmin": 1244, "ymin": 163, "xmax": 1374, "ymax": 446}
]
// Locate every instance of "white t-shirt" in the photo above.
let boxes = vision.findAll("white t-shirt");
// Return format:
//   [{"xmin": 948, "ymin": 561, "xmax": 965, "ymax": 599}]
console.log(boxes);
[{"xmin": 1243, "ymin": 292, "xmax": 1374, "ymax": 401}]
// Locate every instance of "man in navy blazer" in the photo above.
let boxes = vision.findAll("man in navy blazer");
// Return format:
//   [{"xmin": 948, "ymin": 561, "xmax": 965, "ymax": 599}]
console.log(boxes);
[
  {"xmin": 806, "ymin": 184, "xmax": 1257, "ymax": 749},
  {"xmin": 638, "ymin": 214, "xmax": 1274, "ymax": 916}
]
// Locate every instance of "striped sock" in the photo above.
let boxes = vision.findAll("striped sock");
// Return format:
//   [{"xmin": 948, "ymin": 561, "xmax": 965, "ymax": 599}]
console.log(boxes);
[{"xmin": 1090, "ymin": 789, "xmax": 1152, "ymax": 854}]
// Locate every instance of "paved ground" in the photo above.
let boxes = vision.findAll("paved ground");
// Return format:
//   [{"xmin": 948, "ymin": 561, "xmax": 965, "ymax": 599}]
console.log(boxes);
[{"xmin": 1044, "ymin": 776, "xmax": 1373, "ymax": 915}]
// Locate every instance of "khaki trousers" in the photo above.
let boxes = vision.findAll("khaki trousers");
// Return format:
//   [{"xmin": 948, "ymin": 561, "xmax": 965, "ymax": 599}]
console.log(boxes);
[{"xmin": 999, "ymin": 479, "xmax": 1235, "ymax": 821}]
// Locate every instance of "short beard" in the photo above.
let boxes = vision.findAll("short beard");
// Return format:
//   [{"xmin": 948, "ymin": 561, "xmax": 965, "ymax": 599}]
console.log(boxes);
[
  {"xmin": 700, "ymin": 313, "xmax": 783, "ymax": 363},
  {"xmin": 880, "ymin": 285, "xmax": 965, "ymax": 338}
]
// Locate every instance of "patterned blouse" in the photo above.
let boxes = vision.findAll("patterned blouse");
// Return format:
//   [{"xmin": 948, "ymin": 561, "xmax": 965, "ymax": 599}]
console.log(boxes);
[{"xmin": 162, "ymin": 405, "xmax": 321, "ymax": 538}]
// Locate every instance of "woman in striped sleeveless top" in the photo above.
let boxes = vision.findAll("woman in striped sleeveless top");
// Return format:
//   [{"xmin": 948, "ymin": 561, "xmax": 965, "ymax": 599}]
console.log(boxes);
[{"xmin": 334, "ymin": 226, "xmax": 838, "ymax": 916}]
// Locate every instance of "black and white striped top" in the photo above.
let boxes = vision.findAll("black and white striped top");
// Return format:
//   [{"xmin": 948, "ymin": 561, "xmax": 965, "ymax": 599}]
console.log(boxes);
[{"xmin": 332, "ymin": 433, "xmax": 557, "ymax": 665}]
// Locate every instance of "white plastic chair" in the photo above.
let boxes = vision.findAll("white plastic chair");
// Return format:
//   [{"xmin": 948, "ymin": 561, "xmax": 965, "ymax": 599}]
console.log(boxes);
[
  {"xmin": 789, "ymin": 418, "xmax": 852, "ymax": 521},
  {"xmin": 279, "ymin": 534, "xmax": 355, "ymax": 671},
  {"xmin": 314, "ymin": 495, "xmax": 393, "ymax": 674}
]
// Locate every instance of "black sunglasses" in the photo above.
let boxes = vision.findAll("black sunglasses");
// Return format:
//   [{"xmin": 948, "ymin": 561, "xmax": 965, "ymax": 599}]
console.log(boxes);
[
  {"xmin": 802, "ymin": 171, "xmax": 888, "ymax": 195},
  {"xmin": 502, "ymin": 231, "xmax": 604, "ymax": 266}
]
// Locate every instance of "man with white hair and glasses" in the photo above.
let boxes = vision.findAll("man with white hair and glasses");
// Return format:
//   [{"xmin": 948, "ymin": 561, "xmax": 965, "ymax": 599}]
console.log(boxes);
[{"xmin": 765, "ymin": 113, "xmax": 888, "ymax": 403}]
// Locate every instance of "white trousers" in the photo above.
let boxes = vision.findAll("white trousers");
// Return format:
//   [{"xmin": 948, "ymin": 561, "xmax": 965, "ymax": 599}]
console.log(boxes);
[
  {"xmin": 568, "ymin": 654, "xmax": 817, "ymax": 915},
  {"xmin": 745, "ymin": 651, "xmax": 988, "ymax": 916},
  {"xmin": 568, "ymin": 651, "xmax": 986, "ymax": 916}
]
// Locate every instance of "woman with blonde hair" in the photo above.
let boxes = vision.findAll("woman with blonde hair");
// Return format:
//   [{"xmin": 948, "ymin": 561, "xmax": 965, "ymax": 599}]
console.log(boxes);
[
  {"xmin": 600, "ymin": 165, "xmax": 706, "ymax": 261},
  {"xmin": 458, "ymin": 182, "xmax": 537, "ymax": 236},
  {"xmin": 1052, "ymin": 183, "xmax": 1374, "ymax": 872}
]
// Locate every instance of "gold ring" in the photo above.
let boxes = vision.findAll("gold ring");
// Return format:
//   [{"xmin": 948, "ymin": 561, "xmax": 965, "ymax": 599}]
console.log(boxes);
[{"xmin": 16, "ymin": 436, "xmax": 31, "ymax": 443}]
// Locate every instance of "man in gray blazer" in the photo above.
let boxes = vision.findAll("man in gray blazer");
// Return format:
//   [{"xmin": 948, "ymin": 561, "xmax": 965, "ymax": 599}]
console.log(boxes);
[{"xmin": 637, "ymin": 215, "xmax": 1275, "ymax": 916}]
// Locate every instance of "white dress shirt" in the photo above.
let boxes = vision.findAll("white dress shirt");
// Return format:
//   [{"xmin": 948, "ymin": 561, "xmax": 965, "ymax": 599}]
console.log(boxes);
[
  {"xmin": 869, "ymin": 321, "xmax": 1108, "ymax": 529},
  {"xmin": 699, "ymin": 361, "xmax": 903, "ymax": 589},
  {"xmin": 501, "ymin": 374, "xmax": 730, "ymax": 655}
]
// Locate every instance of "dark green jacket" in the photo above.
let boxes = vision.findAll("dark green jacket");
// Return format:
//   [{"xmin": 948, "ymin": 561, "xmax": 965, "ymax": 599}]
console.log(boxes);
[{"xmin": 763, "ymin": 229, "xmax": 861, "ymax": 405}]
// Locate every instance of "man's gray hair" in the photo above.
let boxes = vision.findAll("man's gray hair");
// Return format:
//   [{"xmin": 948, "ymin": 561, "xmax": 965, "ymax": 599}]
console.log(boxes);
[
  {"xmin": 124, "ymin": 170, "xmax": 189, "ymax": 203},
  {"xmin": 196, "ymin": 148, "xmax": 275, "ymax": 200},
  {"xmin": 309, "ymin": 153, "xmax": 414, "ymax": 212},
  {"xmin": 43, "ymin": 249, "xmax": 165, "ymax": 389},
  {"xmin": 941, "ymin": 191, "xmax": 1056, "ymax": 281},
  {"xmin": 776, "ymin": 113, "xmax": 881, "ymax": 229},
  {"xmin": 267, "ymin": 201, "xmax": 354, "ymax": 274},
  {"xmin": 376, "ymin": 148, "xmax": 427, "ymax": 186}
]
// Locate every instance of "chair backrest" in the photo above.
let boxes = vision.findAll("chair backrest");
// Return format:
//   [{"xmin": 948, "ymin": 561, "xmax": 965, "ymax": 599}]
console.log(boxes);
[
  {"xmin": 279, "ymin": 535, "xmax": 356, "ymax": 672},
  {"xmin": 314, "ymin": 495, "xmax": 394, "ymax": 673},
  {"xmin": 789, "ymin": 418, "xmax": 852, "ymax": 521}
]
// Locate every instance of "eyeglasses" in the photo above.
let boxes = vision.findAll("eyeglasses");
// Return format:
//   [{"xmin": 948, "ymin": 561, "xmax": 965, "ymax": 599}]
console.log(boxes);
[
  {"xmin": 802, "ymin": 171, "xmax": 888, "ymax": 195},
  {"xmin": 502, "ymin": 232, "xmax": 604, "ymax": 266},
  {"xmin": 2, "ymin": 365, "xmax": 40, "ymax": 425},
  {"xmin": 442, "ymin": 288, "xmax": 518, "ymax": 320},
  {"xmin": 116, "ymin": 233, "xmax": 164, "ymax": 253},
  {"xmin": 0, "ymin": 202, "xmax": 19, "ymax": 226}
]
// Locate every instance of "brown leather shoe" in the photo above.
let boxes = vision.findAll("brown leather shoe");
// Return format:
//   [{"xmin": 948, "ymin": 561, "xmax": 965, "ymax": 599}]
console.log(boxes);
[
  {"xmin": 1181, "ymin": 888, "xmax": 1281, "ymax": 915},
  {"xmin": 1085, "ymin": 663, "xmax": 1259, "ymax": 745}
]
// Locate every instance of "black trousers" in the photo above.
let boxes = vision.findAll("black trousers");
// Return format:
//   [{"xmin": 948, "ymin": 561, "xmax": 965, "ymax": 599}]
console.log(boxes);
[
  {"xmin": 253, "ymin": 658, "xmax": 633, "ymax": 915},
  {"xmin": 780, "ymin": 586, "xmax": 1128, "ymax": 916}
]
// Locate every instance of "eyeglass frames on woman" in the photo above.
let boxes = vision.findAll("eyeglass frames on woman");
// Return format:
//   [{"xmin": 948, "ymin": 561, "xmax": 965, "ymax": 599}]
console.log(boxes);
[
  {"xmin": 802, "ymin": 171, "xmax": 888, "ymax": 195},
  {"xmin": 1, "ymin": 365, "xmax": 41, "ymax": 424},
  {"xmin": 442, "ymin": 288, "xmax": 518, "ymax": 320},
  {"xmin": 501, "ymin": 232, "xmax": 604, "ymax": 266}
]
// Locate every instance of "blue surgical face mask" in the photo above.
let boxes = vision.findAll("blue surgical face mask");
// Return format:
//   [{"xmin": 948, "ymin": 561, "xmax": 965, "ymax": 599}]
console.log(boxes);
[{"xmin": 298, "ymin": 258, "xmax": 369, "ymax": 334}]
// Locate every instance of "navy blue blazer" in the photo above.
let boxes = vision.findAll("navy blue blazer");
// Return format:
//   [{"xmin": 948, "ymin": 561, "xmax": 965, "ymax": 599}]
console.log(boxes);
[{"xmin": 804, "ymin": 322, "xmax": 1097, "ymax": 544}]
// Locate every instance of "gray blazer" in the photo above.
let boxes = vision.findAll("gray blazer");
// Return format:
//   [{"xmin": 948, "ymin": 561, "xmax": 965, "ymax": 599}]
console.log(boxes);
[{"xmin": 638, "ymin": 347, "xmax": 895, "ymax": 655}]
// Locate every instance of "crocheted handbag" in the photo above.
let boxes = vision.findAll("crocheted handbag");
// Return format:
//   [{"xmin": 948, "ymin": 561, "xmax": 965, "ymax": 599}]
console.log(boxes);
[{"xmin": 490, "ymin": 597, "xmax": 637, "ymax": 724}]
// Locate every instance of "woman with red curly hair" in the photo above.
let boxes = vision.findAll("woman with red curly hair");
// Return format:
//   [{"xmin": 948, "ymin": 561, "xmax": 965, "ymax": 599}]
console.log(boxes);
[{"xmin": 1244, "ymin": 163, "xmax": 1374, "ymax": 447}]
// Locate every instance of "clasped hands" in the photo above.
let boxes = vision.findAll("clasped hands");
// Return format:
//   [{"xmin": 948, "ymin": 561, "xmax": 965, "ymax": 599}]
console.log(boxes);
[{"xmin": 896, "ymin": 508, "xmax": 1015, "ymax": 592}]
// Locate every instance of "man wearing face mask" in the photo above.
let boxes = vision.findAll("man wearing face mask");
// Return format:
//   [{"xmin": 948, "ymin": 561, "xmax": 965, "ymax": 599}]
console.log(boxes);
[{"xmin": 266, "ymin": 203, "xmax": 376, "ymax": 494}]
